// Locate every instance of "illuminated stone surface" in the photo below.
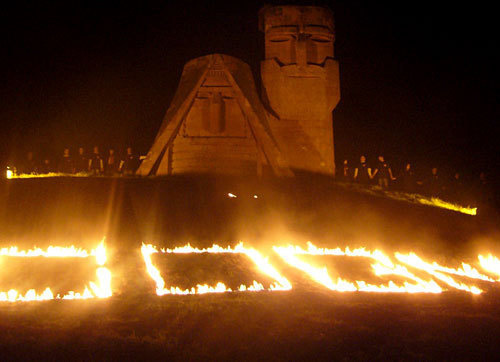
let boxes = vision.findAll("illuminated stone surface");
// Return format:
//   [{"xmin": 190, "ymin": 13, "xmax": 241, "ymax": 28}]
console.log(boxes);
[
  {"xmin": 137, "ymin": 54, "xmax": 291, "ymax": 176},
  {"xmin": 259, "ymin": 5, "xmax": 340, "ymax": 175},
  {"xmin": 140, "ymin": 5, "xmax": 340, "ymax": 176}
]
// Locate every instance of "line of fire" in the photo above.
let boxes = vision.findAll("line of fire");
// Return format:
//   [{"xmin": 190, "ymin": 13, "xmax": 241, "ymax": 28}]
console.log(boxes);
[
  {"xmin": 0, "ymin": 4, "xmax": 498, "ymax": 360},
  {"xmin": 1, "ymin": 4, "xmax": 498, "ymax": 301},
  {"xmin": 2, "ymin": 240, "xmax": 499, "ymax": 302}
]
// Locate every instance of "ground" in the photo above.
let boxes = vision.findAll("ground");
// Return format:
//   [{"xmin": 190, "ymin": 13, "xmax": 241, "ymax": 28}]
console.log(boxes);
[
  {"xmin": 0, "ymin": 176, "xmax": 499, "ymax": 360},
  {"xmin": 2, "ymin": 289, "xmax": 500, "ymax": 361},
  {"xmin": 2, "ymin": 251, "xmax": 500, "ymax": 361}
]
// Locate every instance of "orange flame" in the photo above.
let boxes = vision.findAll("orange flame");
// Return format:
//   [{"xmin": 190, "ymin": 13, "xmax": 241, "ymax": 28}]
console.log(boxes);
[
  {"xmin": 141, "ymin": 243, "xmax": 291, "ymax": 295},
  {"xmin": 395, "ymin": 253, "xmax": 484, "ymax": 294},
  {"xmin": 0, "ymin": 240, "xmax": 112, "ymax": 302},
  {"xmin": 273, "ymin": 242, "xmax": 497, "ymax": 294},
  {"xmin": 416, "ymin": 196, "xmax": 477, "ymax": 215},
  {"xmin": 479, "ymin": 254, "xmax": 500, "ymax": 280}
]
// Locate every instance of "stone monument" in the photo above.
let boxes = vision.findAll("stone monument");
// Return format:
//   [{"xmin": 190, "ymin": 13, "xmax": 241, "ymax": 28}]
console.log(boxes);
[
  {"xmin": 259, "ymin": 5, "xmax": 340, "ymax": 175},
  {"xmin": 138, "ymin": 5, "xmax": 339, "ymax": 177},
  {"xmin": 137, "ymin": 54, "xmax": 292, "ymax": 176}
]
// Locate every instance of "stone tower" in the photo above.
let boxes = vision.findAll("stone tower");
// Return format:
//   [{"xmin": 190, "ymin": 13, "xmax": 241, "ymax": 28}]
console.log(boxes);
[{"xmin": 259, "ymin": 5, "xmax": 340, "ymax": 175}]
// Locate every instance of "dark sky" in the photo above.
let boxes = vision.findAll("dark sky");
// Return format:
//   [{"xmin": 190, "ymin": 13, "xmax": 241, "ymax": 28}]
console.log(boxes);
[{"xmin": 0, "ymin": 0, "xmax": 498, "ymax": 179}]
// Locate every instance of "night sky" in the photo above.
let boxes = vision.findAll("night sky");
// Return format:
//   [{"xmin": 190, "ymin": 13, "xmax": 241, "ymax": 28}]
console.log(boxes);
[{"xmin": 0, "ymin": 1, "xmax": 498, "ymax": 181}]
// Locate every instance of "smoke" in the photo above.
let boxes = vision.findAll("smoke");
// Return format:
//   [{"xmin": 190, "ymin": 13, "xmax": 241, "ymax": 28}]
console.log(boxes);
[{"xmin": 1, "ymin": 174, "xmax": 498, "ymax": 294}]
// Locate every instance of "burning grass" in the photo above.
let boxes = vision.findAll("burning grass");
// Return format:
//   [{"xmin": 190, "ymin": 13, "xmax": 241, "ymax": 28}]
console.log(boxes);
[
  {"xmin": 0, "ymin": 242, "xmax": 111, "ymax": 302},
  {"xmin": 141, "ymin": 243, "xmax": 291, "ymax": 295},
  {"xmin": 1, "ymin": 240, "xmax": 500, "ymax": 360},
  {"xmin": 273, "ymin": 242, "xmax": 500, "ymax": 294},
  {"xmin": 337, "ymin": 182, "xmax": 478, "ymax": 215},
  {"xmin": 0, "ymin": 175, "xmax": 498, "ymax": 359}
]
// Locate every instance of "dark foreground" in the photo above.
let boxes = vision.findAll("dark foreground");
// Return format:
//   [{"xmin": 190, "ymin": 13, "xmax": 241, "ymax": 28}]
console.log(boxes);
[{"xmin": 1, "ymin": 290, "xmax": 500, "ymax": 361}]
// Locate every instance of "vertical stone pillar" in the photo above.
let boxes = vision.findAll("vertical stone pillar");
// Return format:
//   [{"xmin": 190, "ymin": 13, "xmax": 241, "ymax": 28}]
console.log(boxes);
[{"xmin": 259, "ymin": 5, "xmax": 340, "ymax": 175}]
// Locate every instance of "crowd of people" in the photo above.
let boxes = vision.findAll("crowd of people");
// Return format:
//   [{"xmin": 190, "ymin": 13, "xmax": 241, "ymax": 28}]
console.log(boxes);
[
  {"xmin": 7, "ymin": 148, "xmax": 495, "ymax": 208},
  {"xmin": 14, "ymin": 146, "xmax": 141, "ymax": 176},
  {"xmin": 338, "ymin": 155, "xmax": 492, "ymax": 206}
]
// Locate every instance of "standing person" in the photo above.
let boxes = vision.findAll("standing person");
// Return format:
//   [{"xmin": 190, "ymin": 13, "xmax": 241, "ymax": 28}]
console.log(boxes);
[
  {"xmin": 75, "ymin": 147, "xmax": 88, "ymax": 174},
  {"xmin": 105, "ymin": 149, "xmax": 118, "ymax": 176},
  {"xmin": 399, "ymin": 163, "xmax": 416, "ymax": 193},
  {"xmin": 449, "ymin": 172, "xmax": 464, "ymax": 202},
  {"xmin": 58, "ymin": 148, "xmax": 75, "ymax": 174},
  {"xmin": 40, "ymin": 158, "xmax": 53, "ymax": 174},
  {"xmin": 425, "ymin": 167, "xmax": 444, "ymax": 197},
  {"xmin": 21, "ymin": 151, "xmax": 37, "ymax": 175},
  {"xmin": 372, "ymin": 155, "xmax": 396, "ymax": 189},
  {"xmin": 88, "ymin": 146, "xmax": 104, "ymax": 175},
  {"xmin": 339, "ymin": 159, "xmax": 351, "ymax": 182},
  {"xmin": 119, "ymin": 147, "xmax": 137, "ymax": 176},
  {"xmin": 353, "ymin": 155, "xmax": 372, "ymax": 185},
  {"xmin": 476, "ymin": 172, "xmax": 493, "ymax": 210}
]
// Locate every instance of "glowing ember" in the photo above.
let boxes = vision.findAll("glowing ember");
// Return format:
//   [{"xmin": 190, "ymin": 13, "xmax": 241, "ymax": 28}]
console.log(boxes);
[
  {"xmin": 6, "ymin": 168, "xmax": 14, "ymax": 179},
  {"xmin": 341, "ymin": 183, "xmax": 478, "ymax": 216},
  {"xmin": 227, "ymin": 193, "xmax": 237, "ymax": 198},
  {"xmin": 415, "ymin": 196, "xmax": 477, "ymax": 216},
  {"xmin": 0, "ymin": 241, "xmax": 112, "ymax": 302},
  {"xmin": 141, "ymin": 243, "xmax": 291, "ymax": 295},
  {"xmin": 274, "ymin": 242, "xmax": 498, "ymax": 294},
  {"xmin": 5, "ymin": 172, "xmax": 91, "ymax": 179}
]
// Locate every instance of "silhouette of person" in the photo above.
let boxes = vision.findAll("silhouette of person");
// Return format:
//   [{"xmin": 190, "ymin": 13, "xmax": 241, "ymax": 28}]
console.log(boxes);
[
  {"xmin": 105, "ymin": 149, "xmax": 119, "ymax": 176},
  {"xmin": 75, "ymin": 147, "xmax": 88, "ymax": 173},
  {"xmin": 40, "ymin": 158, "xmax": 53, "ymax": 174},
  {"xmin": 340, "ymin": 159, "xmax": 351, "ymax": 182},
  {"xmin": 58, "ymin": 148, "xmax": 74, "ymax": 174},
  {"xmin": 372, "ymin": 155, "xmax": 395, "ymax": 189},
  {"xmin": 119, "ymin": 147, "xmax": 138, "ymax": 176},
  {"xmin": 476, "ymin": 172, "xmax": 493, "ymax": 209},
  {"xmin": 353, "ymin": 155, "xmax": 372, "ymax": 185},
  {"xmin": 88, "ymin": 146, "xmax": 104, "ymax": 175},
  {"xmin": 400, "ymin": 163, "xmax": 416, "ymax": 193},
  {"xmin": 449, "ymin": 172, "xmax": 464, "ymax": 202},
  {"xmin": 426, "ymin": 167, "xmax": 444, "ymax": 197},
  {"xmin": 21, "ymin": 151, "xmax": 37, "ymax": 174}
]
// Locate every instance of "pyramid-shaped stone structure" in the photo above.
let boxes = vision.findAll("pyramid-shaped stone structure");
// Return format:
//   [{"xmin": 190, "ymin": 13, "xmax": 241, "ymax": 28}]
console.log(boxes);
[{"xmin": 137, "ymin": 54, "xmax": 292, "ymax": 177}]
